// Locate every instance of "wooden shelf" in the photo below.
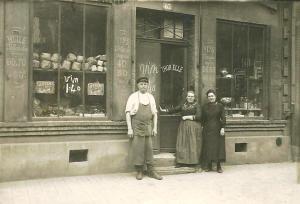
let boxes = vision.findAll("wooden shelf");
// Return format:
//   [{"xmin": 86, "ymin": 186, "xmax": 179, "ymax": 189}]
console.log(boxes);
[
  {"xmin": 33, "ymin": 68, "xmax": 57, "ymax": 72},
  {"xmin": 225, "ymin": 108, "xmax": 262, "ymax": 111},
  {"xmin": 33, "ymin": 68, "xmax": 106, "ymax": 74}
]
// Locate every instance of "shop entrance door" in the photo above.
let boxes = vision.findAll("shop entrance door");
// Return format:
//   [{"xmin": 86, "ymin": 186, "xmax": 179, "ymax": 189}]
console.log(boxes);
[
  {"xmin": 136, "ymin": 40, "xmax": 161, "ymax": 152},
  {"xmin": 136, "ymin": 40, "xmax": 186, "ymax": 153},
  {"xmin": 159, "ymin": 44, "xmax": 186, "ymax": 152}
]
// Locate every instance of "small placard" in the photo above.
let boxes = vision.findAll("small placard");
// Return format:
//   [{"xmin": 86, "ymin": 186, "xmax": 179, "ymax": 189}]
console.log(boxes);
[
  {"xmin": 35, "ymin": 81, "xmax": 55, "ymax": 94},
  {"xmin": 87, "ymin": 82, "xmax": 104, "ymax": 96}
]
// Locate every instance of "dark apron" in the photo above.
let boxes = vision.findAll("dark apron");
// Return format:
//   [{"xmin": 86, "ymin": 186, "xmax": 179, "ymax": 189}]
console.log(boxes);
[{"xmin": 130, "ymin": 103, "xmax": 154, "ymax": 166}]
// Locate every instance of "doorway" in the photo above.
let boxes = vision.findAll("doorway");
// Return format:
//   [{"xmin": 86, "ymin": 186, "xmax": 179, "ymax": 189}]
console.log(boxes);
[{"xmin": 136, "ymin": 40, "xmax": 187, "ymax": 152}]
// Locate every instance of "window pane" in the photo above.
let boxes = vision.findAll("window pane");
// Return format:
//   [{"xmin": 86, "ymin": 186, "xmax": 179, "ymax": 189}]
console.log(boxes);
[
  {"xmin": 61, "ymin": 3, "xmax": 83, "ymax": 58},
  {"xmin": 84, "ymin": 5, "xmax": 107, "ymax": 116},
  {"xmin": 85, "ymin": 73, "xmax": 106, "ymax": 117},
  {"xmin": 216, "ymin": 22, "xmax": 233, "ymax": 102},
  {"xmin": 136, "ymin": 9, "xmax": 162, "ymax": 39},
  {"xmin": 59, "ymin": 3, "xmax": 84, "ymax": 117},
  {"xmin": 216, "ymin": 21, "xmax": 265, "ymax": 118},
  {"xmin": 232, "ymin": 24, "xmax": 248, "ymax": 107},
  {"xmin": 248, "ymin": 26, "xmax": 264, "ymax": 117},
  {"xmin": 60, "ymin": 72, "xmax": 83, "ymax": 117},
  {"xmin": 160, "ymin": 45, "xmax": 185, "ymax": 109},
  {"xmin": 33, "ymin": 2, "xmax": 59, "ymax": 117}
]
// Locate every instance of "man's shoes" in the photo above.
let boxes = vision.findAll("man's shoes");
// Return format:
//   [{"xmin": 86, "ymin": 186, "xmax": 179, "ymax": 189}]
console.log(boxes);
[
  {"xmin": 175, "ymin": 163, "xmax": 182, "ymax": 168},
  {"xmin": 136, "ymin": 171, "xmax": 143, "ymax": 180},
  {"xmin": 195, "ymin": 167, "xmax": 203, "ymax": 173},
  {"xmin": 217, "ymin": 167, "xmax": 223, "ymax": 173},
  {"xmin": 205, "ymin": 162, "xmax": 213, "ymax": 172},
  {"xmin": 204, "ymin": 168, "xmax": 212, "ymax": 172},
  {"xmin": 148, "ymin": 170, "xmax": 163, "ymax": 180}
]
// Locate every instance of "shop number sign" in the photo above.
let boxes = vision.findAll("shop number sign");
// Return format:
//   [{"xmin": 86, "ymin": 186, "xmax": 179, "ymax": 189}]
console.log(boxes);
[
  {"xmin": 87, "ymin": 82, "xmax": 104, "ymax": 96},
  {"xmin": 35, "ymin": 81, "xmax": 55, "ymax": 94}
]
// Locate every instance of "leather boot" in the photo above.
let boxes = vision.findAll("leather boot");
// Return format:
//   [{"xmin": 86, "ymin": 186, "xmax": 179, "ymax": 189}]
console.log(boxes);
[
  {"xmin": 205, "ymin": 161, "xmax": 212, "ymax": 172},
  {"xmin": 147, "ymin": 165, "xmax": 163, "ymax": 180},
  {"xmin": 136, "ymin": 170, "xmax": 143, "ymax": 180},
  {"xmin": 135, "ymin": 165, "xmax": 143, "ymax": 180},
  {"xmin": 217, "ymin": 162, "xmax": 223, "ymax": 173}
]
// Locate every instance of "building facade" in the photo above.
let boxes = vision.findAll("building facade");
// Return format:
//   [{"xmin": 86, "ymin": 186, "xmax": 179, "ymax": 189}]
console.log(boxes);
[{"xmin": 0, "ymin": 0, "xmax": 298, "ymax": 181}]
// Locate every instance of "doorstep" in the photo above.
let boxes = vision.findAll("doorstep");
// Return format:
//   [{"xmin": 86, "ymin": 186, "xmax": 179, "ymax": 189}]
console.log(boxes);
[{"xmin": 153, "ymin": 153, "xmax": 196, "ymax": 175}]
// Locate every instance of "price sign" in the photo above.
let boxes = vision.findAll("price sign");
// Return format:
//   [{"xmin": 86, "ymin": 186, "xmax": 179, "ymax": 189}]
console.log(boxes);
[
  {"xmin": 35, "ymin": 81, "xmax": 55, "ymax": 94},
  {"xmin": 87, "ymin": 82, "xmax": 104, "ymax": 96}
]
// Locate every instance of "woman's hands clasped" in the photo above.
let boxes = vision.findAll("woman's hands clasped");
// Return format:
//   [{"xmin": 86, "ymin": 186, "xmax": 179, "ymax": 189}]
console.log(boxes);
[
  {"xmin": 220, "ymin": 128, "xmax": 225, "ymax": 136},
  {"xmin": 182, "ymin": 115, "xmax": 194, "ymax": 121}
]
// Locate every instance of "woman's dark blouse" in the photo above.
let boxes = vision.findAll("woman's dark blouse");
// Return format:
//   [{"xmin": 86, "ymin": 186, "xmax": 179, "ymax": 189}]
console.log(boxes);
[
  {"xmin": 201, "ymin": 102, "xmax": 226, "ymax": 128},
  {"xmin": 167, "ymin": 102, "xmax": 201, "ymax": 121}
]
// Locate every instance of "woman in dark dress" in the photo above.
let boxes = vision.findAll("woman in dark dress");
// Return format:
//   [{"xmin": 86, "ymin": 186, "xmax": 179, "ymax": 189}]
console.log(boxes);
[
  {"xmin": 201, "ymin": 89, "xmax": 226, "ymax": 173},
  {"xmin": 161, "ymin": 91, "xmax": 202, "ymax": 170}
]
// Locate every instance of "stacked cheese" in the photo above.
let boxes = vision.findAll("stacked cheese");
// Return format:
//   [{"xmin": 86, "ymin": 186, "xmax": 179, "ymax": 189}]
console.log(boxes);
[{"xmin": 33, "ymin": 52, "xmax": 107, "ymax": 73}]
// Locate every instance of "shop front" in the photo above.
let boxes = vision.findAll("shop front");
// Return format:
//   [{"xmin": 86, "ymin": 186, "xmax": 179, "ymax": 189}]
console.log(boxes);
[
  {"xmin": 0, "ymin": 0, "xmax": 295, "ymax": 182},
  {"xmin": 200, "ymin": 2, "xmax": 291, "ymax": 164},
  {"xmin": 0, "ymin": 0, "xmax": 131, "ymax": 182}
]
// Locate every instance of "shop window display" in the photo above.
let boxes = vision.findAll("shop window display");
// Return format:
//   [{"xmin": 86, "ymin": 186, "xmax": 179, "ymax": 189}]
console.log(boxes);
[
  {"xmin": 216, "ymin": 20, "xmax": 265, "ymax": 118},
  {"xmin": 32, "ymin": 2, "xmax": 107, "ymax": 118}
]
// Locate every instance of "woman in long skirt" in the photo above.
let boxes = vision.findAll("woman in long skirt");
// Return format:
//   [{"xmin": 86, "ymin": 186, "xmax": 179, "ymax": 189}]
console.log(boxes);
[{"xmin": 161, "ymin": 91, "xmax": 202, "ymax": 170}]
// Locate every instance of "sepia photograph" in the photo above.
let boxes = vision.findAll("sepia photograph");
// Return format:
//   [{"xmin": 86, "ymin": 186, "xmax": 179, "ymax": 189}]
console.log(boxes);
[{"xmin": 0, "ymin": 0, "xmax": 299, "ymax": 203}]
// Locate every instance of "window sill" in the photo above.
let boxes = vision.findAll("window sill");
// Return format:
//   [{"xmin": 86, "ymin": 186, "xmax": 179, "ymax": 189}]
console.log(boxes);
[
  {"xmin": 226, "ymin": 119, "xmax": 287, "ymax": 127},
  {"xmin": 0, "ymin": 120, "xmax": 127, "ymax": 128}
]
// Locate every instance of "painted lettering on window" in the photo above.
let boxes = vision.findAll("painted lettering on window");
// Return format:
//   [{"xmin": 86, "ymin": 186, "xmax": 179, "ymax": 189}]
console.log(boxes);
[
  {"xmin": 139, "ymin": 62, "xmax": 159, "ymax": 75},
  {"xmin": 161, "ymin": 64, "xmax": 183, "ymax": 73},
  {"xmin": 64, "ymin": 74, "xmax": 81, "ymax": 94}
]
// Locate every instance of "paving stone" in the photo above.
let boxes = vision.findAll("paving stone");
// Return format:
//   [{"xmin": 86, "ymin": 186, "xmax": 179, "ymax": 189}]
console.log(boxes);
[{"xmin": 0, "ymin": 163, "xmax": 299, "ymax": 204}]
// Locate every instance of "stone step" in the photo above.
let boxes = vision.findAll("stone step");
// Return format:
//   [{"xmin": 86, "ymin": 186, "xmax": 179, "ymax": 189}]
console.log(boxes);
[
  {"xmin": 153, "ymin": 152, "xmax": 176, "ymax": 167},
  {"xmin": 154, "ymin": 166, "xmax": 197, "ymax": 175},
  {"xmin": 153, "ymin": 153, "xmax": 198, "ymax": 175}
]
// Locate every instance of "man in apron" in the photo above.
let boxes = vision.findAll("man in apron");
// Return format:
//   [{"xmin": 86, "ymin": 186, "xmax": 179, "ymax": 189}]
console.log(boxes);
[{"xmin": 125, "ymin": 77, "xmax": 163, "ymax": 180}]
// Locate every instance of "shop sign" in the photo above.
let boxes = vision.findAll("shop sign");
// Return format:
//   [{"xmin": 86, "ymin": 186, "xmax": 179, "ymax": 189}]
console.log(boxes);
[
  {"xmin": 35, "ymin": 81, "xmax": 55, "ymax": 94},
  {"xmin": 87, "ymin": 82, "xmax": 104, "ymax": 96}
]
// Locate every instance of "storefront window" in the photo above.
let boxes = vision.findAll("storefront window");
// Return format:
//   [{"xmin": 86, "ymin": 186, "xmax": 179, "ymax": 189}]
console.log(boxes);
[
  {"xmin": 32, "ymin": 2, "xmax": 107, "ymax": 118},
  {"xmin": 216, "ymin": 20, "xmax": 266, "ymax": 118}
]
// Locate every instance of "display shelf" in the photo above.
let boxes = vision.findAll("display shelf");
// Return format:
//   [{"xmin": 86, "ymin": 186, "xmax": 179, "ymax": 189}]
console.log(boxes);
[
  {"xmin": 84, "ymin": 70, "xmax": 106, "ymax": 74},
  {"xmin": 225, "ymin": 108, "xmax": 262, "ymax": 111},
  {"xmin": 33, "ymin": 68, "xmax": 58, "ymax": 72},
  {"xmin": 33, "ymin": 68, "xmax": 106, "ymax": 74}
]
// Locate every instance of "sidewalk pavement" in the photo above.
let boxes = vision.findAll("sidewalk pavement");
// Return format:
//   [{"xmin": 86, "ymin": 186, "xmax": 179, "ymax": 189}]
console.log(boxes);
[{"xmin": 0, "ymin": 162, "xmax": 299, "ymax": 204}]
